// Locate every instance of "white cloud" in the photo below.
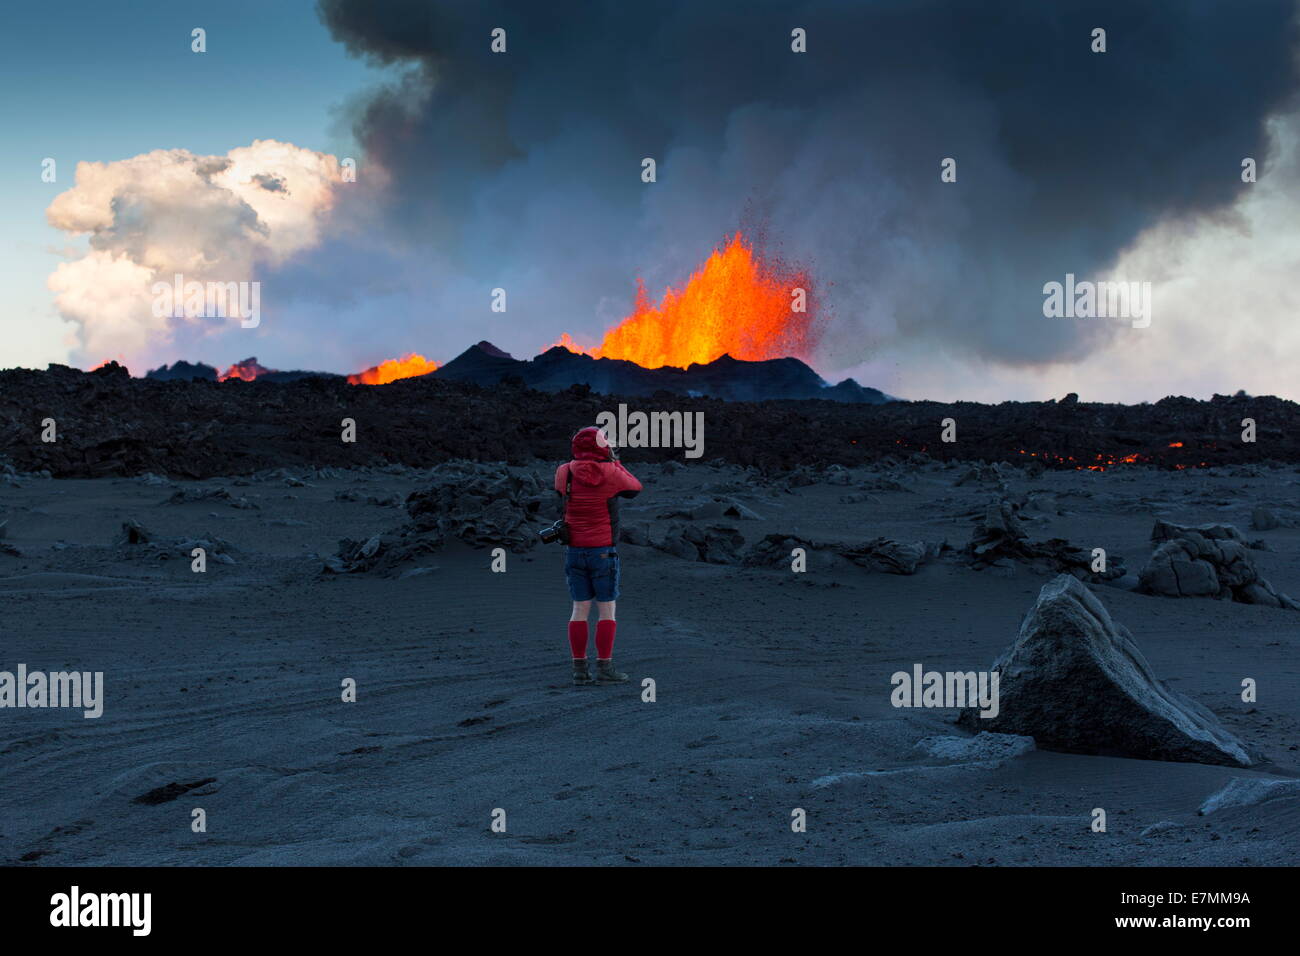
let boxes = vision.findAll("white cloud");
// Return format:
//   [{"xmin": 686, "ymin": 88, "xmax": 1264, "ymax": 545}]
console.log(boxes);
[{"xmin": 45, "ymin": 139, "xmax": 340, "ymax": 368}]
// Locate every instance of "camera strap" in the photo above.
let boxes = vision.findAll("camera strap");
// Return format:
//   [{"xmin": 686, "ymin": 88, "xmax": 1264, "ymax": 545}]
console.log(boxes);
[{"xmin": 559, "ymin": 467, "xmax": 572, "ymax": 519}]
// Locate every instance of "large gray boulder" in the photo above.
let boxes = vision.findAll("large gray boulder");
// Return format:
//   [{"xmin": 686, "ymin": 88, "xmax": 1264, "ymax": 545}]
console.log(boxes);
[{"xmin": 958, "ymin": 575, "xmax": 1256, "ymax": 767}]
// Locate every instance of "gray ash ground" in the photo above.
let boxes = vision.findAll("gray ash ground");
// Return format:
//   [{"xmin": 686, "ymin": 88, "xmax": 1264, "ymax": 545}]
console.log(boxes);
[{"xmin": 1, "ymin": 456, "xmax": 1298, "ymax": 865}]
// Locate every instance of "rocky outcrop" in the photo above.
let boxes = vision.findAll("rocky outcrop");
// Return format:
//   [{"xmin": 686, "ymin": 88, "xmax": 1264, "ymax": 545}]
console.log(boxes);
[
  {"xmin": 1139, "ymin": 520, "xmax": 1299, "ymax": 609},
  {"xmin": 649, "ymin": 523, "xmax": 747, "ymax": 564},
  {"xmin": 1199, "ymin": 777, "xmax": 1300, "ymax": 814},
  {"xmin": 966, "ymin": 495, "xmax": 1125, "ymax": 581},
  {"xmin": 324, "ymin": 461, "xmax": 550, "ymax": 573},
  {"xmin": 115, "ymin": 519, "xmax": 237, "ymax": 564},
  {"xmin": 958, "ymin": 574, "xmax": 1256, "ymax": 767},
  {"xmin": 1250, "ymin": 506, "xmax": 1288, "ymax": 531},
  {"xmin": 404, "ymin": 462, "xmax": 550, "ymax": 549},
  {"xmin": 736, "ymin": 532, "xmax": 942, "ymax": 574},
  {"xmin": 840, "ymin": 538, "xmax": 935, "ymax": 574}
]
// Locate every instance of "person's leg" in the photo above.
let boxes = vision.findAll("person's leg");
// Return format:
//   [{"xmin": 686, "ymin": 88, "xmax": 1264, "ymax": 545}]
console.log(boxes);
[
  {"xmin": 568, "ymin": 600, "xmax": 591, "ymax": 659},
  {"xmin": 592, "ymin": 552, "xmax": 627, "ymax": 682},
  {"xmin": 566, "ymin": 550, "xmax": 596, "ymax": 685},
  {"xmin": 594, "ymin": 608, "xmax": 617, "ymax": 657}
]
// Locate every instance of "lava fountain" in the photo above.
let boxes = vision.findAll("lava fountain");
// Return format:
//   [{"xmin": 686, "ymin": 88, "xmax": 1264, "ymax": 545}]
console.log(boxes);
[
  {"xmin": 218, "ymin": 357, "xmax": 272, "ymax": 382},
  {"xmin": 557, "ymin": 232, "xmax": 819, "ymax": 369},
  {"xmin": 347, "ymin": 353, "xmax": 440, "ymax": 385}
]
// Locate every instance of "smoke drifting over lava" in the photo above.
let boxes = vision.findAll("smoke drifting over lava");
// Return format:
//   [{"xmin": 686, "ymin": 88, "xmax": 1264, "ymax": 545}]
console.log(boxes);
[
  {"xmin": 37, "ymin": 1, "xmax": 1300, "ymax": 401},
  {"xmin": 315, "ymin": 0, "xmax": 1298, "ymax": 394}
]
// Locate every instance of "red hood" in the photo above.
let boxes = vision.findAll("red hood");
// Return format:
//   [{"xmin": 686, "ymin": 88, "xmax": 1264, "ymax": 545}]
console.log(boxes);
[
  {"xmin": 570, "ymin": 426, "xmax": 612, "ymax": 485},
  {"xmin": 571, "ymin": 426, "xmax": 610, "ymax": 461}
]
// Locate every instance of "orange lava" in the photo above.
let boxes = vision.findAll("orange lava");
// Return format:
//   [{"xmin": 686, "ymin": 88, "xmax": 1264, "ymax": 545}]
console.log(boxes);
[
  {"xmin": 347, "ymin": 353, "xmax": 440, "ymax": 386},
  {"xmin": 557, "ymin": 232, "xmax": 816, "ymax": 369},
  {"xmin": 1013, "ymin": 448, "xmax": 1213, "ymax": 470},
  {"xmin": 219, "ymin": 357, "xmax": 271, "ymax": 382}
]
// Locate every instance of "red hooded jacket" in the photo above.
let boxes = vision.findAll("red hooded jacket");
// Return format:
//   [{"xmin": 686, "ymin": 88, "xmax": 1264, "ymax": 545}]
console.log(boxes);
[{"xmin": 555, "ymin": 427, "xmax": 643, "ymax": 547}]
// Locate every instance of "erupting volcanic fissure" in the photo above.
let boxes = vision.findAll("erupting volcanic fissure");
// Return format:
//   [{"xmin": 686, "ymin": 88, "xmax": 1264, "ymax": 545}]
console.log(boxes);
[
  {"xmin": 219, "ymin": 357, "xmax": 272, "ymax": 382},
  {"xmin": 126, "ymin": 233, "xmax": 821, "ymax": 385},
  {"xmin": 347, "ymin": 353, "xmax": 439, "ymax": 385},
  {"xmin": 556, "ymin": 232, "xmax": 818, "ymax": 369}
]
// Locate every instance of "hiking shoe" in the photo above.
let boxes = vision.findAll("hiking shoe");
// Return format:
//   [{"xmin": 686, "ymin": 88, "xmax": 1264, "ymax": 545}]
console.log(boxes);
[
  {"xmin": 572, "ymin": 659, "xmax": 595, "ymax": 686},
  {"xmin": 595, "ymin": 659, "xmax": 629, "ymax": 684}
]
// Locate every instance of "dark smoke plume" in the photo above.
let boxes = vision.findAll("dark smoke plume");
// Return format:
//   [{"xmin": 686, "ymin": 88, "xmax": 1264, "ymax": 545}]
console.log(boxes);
[{"xmin": 314, "ymin": 0, "xmax": 1299, "ymax": 384}]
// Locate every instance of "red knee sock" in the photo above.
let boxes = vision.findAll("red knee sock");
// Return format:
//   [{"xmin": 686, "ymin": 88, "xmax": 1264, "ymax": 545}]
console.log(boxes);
[
  {"xmin": 567, "ymin": 621, "xmax": 589, "ymax": 659},
  {"xmin": 595, "ymin": 620, "xmax": 617, "ymax": 660}
]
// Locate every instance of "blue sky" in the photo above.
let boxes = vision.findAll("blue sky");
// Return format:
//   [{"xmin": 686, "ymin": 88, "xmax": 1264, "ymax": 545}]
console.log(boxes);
[{"xmin": 0, "ymin": 0, "xmax": 374, "ymax": 369}]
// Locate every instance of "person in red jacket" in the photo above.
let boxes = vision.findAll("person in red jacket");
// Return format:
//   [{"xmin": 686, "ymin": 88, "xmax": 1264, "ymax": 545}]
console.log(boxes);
[{"xmin": 555, "ymin": 426, "xmax": 643, "ymax": 686}]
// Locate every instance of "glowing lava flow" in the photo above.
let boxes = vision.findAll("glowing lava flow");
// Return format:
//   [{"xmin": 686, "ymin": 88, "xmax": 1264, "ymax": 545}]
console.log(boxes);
[
  {"xmin": 219, "ymin": 357, "xmax": 272, "ymax": 381},
  {"xmin": 1015, "ymin": 448, "xmax": 1210, "ymax": 471},
  {"xmin": 347, "ymin": 353, "xmax": 439, "ymax": 385},
  {"xmin": 556, "ymin": 232, "xmax": 817, "ymax": 369}
]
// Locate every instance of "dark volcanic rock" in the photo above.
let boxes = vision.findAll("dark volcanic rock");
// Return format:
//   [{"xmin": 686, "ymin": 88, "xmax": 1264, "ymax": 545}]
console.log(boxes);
[
  {"xmin": 163, "ymin": 486, "xmax": 258, "ymax": 509},
  {"xmin": 145, "ymin": 360, "xmax": 218, "ymax": 381},
  {"xmin": 958, "ymin": 574, "xmax": 1256, "ymax": 767},
  {"xmin": 324, "ymin": 461, "xmax": 550, "ymax": 574},
  {"xmin": 323, "ymin": 531, "xmax": 439, "ymax": 575},
  {"xmin": 115, "ymin": 520, "xmax": 237, "ymax": 564},
  {"xmin": 966, "ymin": 495, "xmax": 1125, "ymax": 582},
  {"xmin": 435, "ymin": 342, "xmax": 889, "ymax": 403},
  {"xmin": 404, "ymin": 462, "xmax": 550, "ymax": 549},
  {"xmin": 651, "ymin": 523, "xmax": 747, "ymax": 564},
  {"xmin": 115, "ymin": 520, "xmax": 152, "ymax": 545},
  {"xmin": 1250, "ymin": 506, "xmax": 1288, "ymax": 531},
  {"xmin": 433, "ymin": 342, "xmax": 526, "ymax": 386},
  {"xmin": 740, "ymin": 532, "xmax": 941, "ymax": 574},
  {"xmin": 1139, "ymin": 520, "xmax": 1299, "ymax": 609},
  {"xmin": 742, "ymin": 533, "xmax": 824, "ymax": 569},
  {"xmin": 839, "ymin": 538, "xmax": 935, "ymax": 574},
  {"xmin": 2, "ymin": 362, "xmax": 1297, "ymax": 478}
]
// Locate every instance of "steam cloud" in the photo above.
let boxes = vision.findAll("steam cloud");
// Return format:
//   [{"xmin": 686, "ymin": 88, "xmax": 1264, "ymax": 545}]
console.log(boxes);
[{"xmin": 46, "ymin": 140, "xmax": 340, "ymax": 367}]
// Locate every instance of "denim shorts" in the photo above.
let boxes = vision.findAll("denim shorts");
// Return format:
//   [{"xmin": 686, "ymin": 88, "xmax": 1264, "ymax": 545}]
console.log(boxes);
[{"xmin": 565, "ymin": 546, "xmax": 620, "ymax": 602}]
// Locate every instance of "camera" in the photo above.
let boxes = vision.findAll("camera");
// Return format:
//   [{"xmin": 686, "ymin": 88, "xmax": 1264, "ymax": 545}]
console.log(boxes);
[{"xmin": 538, "ymin": 519, "xmax": 569, "ymax": 545}]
